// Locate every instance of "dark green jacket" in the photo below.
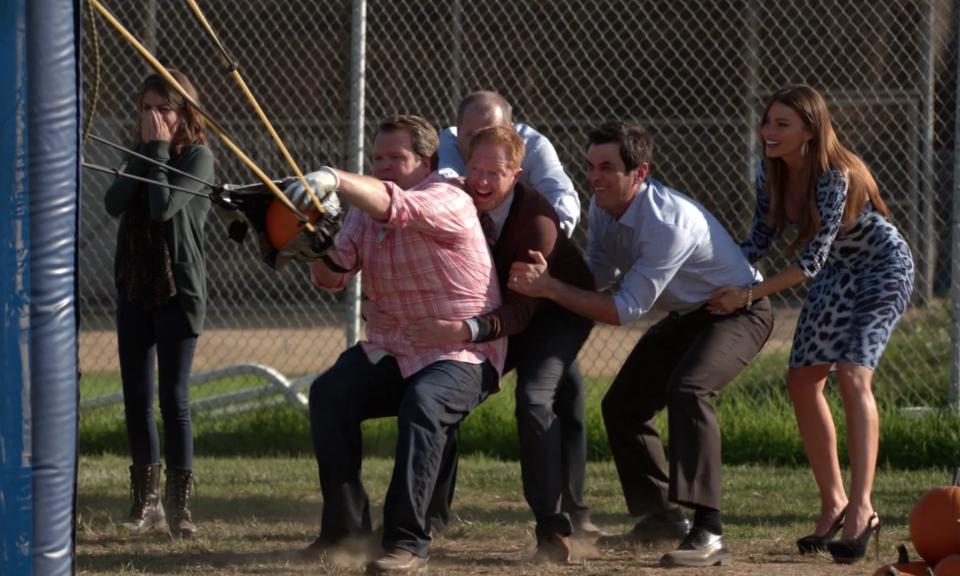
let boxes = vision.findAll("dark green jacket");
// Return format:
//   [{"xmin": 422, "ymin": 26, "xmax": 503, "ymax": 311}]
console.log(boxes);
[{"xmin": 104, "ymin": 140, "xmax": 214, "ymax": 334}]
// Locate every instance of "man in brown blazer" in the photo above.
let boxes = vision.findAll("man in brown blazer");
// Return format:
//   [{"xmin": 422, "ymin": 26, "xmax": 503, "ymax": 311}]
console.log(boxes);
[{"xmin": 428, "ymin": 92, "xmax": 600, "ymax": 543}]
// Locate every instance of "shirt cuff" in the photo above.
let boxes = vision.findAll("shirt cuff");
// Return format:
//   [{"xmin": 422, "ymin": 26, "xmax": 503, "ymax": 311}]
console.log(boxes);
[{"xmin": 612, "ymin": 290, "xmax": 645, "ymax": 325}]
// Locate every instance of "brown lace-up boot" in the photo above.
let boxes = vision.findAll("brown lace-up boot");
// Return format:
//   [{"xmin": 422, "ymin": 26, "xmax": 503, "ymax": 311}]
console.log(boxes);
[
  {"xmin": 121, "ymin": 463, "xmax": 165, "ymax": 533},
  {"xmin": 165, "ymin": 467, "xmax": 198, "ymax": 537}
]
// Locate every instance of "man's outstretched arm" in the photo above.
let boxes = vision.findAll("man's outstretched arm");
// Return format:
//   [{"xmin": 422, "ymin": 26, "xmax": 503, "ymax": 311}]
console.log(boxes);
[
  {"xmin": 285, "ymin": 166, "xmax": 392, "ymax": 221},
  {"xmin": 508, "ymin": 250, "xmax": 622, "ymax": 325}
]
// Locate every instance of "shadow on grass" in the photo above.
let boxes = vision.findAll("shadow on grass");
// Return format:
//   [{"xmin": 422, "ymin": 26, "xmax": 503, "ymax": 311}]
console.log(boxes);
[
  {"xmin": 443, "ymin": 507, "xmax": 881, "ymax": 534},
  {"xmin": 429, "ymin": 552, "xmax": 520, "ymax": 568},
  {"xmin": 76, "ymin": 548, "xmax": 319, "ymax": 574},
  {"xmin": 723, "ymin": 510, "xmax": 910, "ymax": 531},
  {"xmin": 79, "ymin": 493, "xmax": 322, "ymax": 525},
  {"xmin": 444, "ymin": 504, "xmax": 537, "ymax": 528}
]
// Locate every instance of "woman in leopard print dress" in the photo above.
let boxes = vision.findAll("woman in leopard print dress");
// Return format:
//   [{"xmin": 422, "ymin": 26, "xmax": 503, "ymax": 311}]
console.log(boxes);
[{"xmin": 707, "ymin": 85, "xmax": 913, "ymax": 563}]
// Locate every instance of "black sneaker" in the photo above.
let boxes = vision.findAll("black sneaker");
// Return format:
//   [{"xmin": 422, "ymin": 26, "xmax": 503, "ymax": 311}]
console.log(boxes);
[
  {"xmin": 596, "ymin": 508, "xmax": 691, "ymax": 548},
  {"xmin": 659, "ymin": 527, "xmax": 732, "ymax": 567}
]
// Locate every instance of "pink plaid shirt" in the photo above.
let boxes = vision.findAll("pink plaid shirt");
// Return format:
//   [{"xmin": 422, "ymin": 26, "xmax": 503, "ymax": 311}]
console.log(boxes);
[{"xmin": 312, "ymin": 172, "xmax": 506, "ymax": 379}]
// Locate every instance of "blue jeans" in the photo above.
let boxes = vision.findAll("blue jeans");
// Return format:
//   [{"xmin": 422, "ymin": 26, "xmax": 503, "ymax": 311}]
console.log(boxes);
[
  {"xmin": 309, "ymin": 345, "xmax": 497, "ymax": 557},
  {"xmin": 116, "ymin": 296, "xmax": 198, "ymax": 469}
]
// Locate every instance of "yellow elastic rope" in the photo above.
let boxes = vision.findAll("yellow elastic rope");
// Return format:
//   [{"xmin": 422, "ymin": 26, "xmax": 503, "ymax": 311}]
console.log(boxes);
[
  {"xmin": 183, "ymin": 0, "xmax": 325, "ymax": 215},
  {"xmin": 89, "ymin": 0, "xmax": 314, "ymax": 228}
]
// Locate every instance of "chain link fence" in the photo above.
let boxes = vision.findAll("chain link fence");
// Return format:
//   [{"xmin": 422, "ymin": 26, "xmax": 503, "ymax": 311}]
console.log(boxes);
[{"xmin": 80, "ymin": 0, "xmax": 959, "ymax": 416}]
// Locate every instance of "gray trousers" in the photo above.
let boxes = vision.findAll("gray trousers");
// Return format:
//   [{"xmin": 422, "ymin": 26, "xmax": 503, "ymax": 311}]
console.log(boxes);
[
  {"xmin": 429, "ymin": 304, "xmax": 594, "ymax": 535},
  {"xmin": 602, "ymin": 298, "xmax": 774, "ymax": 513}
]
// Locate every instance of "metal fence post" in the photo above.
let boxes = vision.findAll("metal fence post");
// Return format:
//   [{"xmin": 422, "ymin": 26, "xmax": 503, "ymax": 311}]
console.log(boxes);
[
  {"xmin": 345, "ymin": 0, "xmax": 366, "ymax": 348},
  {"xmin": 449, "ymin": 0, "xmax": 463, "ymax": 115},
  {"xmin": 744, "ymin": 0, "xmax": 759, "ymax": 193},
  {"xmin": 949, "ymin": 0, "xmax": 960, "ymax": 414},
  {"xmin": 142, "ymin": 0, "xmax": 157, "ymax": 76},
  {"xmin": 918, "ymin": 0, "xmax": 936, "ymax": 304}
]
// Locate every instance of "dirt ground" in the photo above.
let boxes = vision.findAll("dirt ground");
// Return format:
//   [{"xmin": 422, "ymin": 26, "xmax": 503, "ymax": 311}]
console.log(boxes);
[
  {"xmin": 77, "ymin": 455, "xmax": 925, "ymax": 576},
  {"xmin": 76, "ymin": 529, "xmax": 889, "ymax": 576},
  {"xmin": 80, "ymin": 309, "xmax": 801, "ymax": 378}
]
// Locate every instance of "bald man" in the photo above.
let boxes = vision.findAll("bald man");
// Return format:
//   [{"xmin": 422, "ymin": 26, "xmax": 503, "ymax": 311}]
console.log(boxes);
[{"xmin": 438, "ymin": 91, "xmax": 581, "ymax": 237}]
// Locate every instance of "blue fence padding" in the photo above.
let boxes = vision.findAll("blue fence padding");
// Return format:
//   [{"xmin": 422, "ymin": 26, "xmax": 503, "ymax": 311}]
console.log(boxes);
[
  {"xmin": 0, "ymin": 0, "xmax": 33, "ymax": 573},
  {"xmin": 26, "ymin": 0, "xmax": 80, "ymax": 574}
]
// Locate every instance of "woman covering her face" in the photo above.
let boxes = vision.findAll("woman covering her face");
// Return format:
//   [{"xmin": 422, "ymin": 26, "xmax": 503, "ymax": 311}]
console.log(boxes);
[{"xmin": 103, "ymin": 69, "xmax": 214, "ymax": 538}]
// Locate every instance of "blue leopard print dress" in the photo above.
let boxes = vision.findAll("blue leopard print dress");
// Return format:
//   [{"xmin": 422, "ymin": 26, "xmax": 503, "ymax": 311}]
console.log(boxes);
[{"xmin": 741, "ymin": 161, "xmax": 914, "ymax": 369}]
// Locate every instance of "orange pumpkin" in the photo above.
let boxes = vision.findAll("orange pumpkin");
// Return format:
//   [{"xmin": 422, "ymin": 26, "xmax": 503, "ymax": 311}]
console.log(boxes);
[
  {"xmin": 872, "ymin": 561, "xmax": 931, "ymax": 575},
  {"xmin": 935, "ymin": 555, "xmax": 960, "ymax": 576},
  {"xmin": 265, "ymin": 199, "xmax": 316, "ymax": 249},
  {"xmin": 910, "ymin": 485, "xmax": 960, "ymax": 565}
]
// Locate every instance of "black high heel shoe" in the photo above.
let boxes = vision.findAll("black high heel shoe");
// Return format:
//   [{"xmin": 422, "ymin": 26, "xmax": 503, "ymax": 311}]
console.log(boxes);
[
  {"xmin": 796, "ymin": 506, "xmax": 846, "ymax": 554},
  {"xmin": 827, "ymin": 513, "xmax": 880, "ymax": 564}
]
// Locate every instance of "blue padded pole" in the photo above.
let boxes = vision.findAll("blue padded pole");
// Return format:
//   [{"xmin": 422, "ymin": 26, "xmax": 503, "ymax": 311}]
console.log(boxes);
[
  {"xmin": 0, "ymin": 0, "xmax": 32, "ymax": 571},
  {"xmin": 27, "ymin": 0, "xmax": 81, "ymax": 574}
]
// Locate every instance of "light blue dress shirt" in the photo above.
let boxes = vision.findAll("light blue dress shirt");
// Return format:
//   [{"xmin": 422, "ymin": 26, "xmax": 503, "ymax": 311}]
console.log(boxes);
[
  {"xmin": 586, "ymin": 177, "xmax": 762, "ymax": 324},
  {"xmin": 438, "ymin": 122, "xmax": 580, "ymax": 237}
]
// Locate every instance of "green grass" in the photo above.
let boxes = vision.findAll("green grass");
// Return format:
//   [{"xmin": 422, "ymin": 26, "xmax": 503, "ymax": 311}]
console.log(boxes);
[
  {"xmin": 76, "ymin": 454, "xmax": 955, "ymax": 575},
  {"xmin": 79, "ymin": 372, "xmax": 960, "ymax": 468},
  {"xmin": 79, "ymin": 307, "xmax": 960, "ymax": 467}
]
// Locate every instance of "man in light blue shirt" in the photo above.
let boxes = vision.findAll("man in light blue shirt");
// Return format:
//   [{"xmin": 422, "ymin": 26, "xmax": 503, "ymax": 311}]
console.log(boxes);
[
  {"xmin": 430, "ymin": 91, "xmax": 601, "ymax": 539},
  {"xmin": 510, "ymin": 122, "xmax": 774, "ymax": 568},
  {"xmin": 437, "ymin": 91, "xmax": 581, "ymax": 238}
]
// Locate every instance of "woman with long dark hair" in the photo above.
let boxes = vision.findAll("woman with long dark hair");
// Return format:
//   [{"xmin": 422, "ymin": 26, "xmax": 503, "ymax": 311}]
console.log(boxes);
[
  {"xmin": 104, "ymin": 69, "xmax": 214, "ymax": 537},
  {"xmin": 708, "ymin": 85, "xmax": 913, "ymax": 563}
]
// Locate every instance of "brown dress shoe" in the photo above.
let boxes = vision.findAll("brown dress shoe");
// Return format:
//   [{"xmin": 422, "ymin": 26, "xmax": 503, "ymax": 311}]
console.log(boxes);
[
  {"xmin": 533, "ymin": 532, "xmax": 572, "ymax": 564},
  {"xmin": 660, "ymin": 528, "xmax": 733, "ymax": 567},
  {"xmin": 367, "ymin": 548, "xmax": 428, "ymax": 574},
  {"xmin": 597, "ymin": 508, "xmax": 690, "ymax": 548},
  {"xmin": 572, "ymin": 520, "xmax": 607, "ymax": 539}
]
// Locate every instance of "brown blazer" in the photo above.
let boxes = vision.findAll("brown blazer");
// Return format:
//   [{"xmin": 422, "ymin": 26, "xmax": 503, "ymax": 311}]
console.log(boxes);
[{"xmin": 475, "ymin": 183, "xmax": 594, "ymax": 341}]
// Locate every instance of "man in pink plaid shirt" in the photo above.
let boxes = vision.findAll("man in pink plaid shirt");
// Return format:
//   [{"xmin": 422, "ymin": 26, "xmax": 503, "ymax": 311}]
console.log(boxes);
[{"xmin": 282, "ymin": 115, "xmax": 505, "ymax": 574}]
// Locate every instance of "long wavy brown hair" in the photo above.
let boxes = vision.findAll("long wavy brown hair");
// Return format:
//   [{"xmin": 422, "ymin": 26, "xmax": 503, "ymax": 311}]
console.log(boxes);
[
  {"xmin": 761, "ymin": 85, "xmax": 891, "ymax": 251},
  {"xmin": 132, "ymin": 69, "xmax": 206, "ymax": 155}
]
